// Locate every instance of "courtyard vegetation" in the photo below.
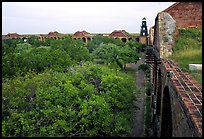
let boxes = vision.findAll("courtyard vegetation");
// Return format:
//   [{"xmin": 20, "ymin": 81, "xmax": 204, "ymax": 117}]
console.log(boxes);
[{"xmin": 2, "ymin": 35, "xmax": 144, "ymax": 137}]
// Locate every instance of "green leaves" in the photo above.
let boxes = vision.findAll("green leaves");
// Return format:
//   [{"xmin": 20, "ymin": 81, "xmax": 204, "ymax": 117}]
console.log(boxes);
[
  {"xmin": 2, "ymin": 35, "xmax": 139, "ymax": 137},
  {"xmin": 3, "ymin": 62, "xmax": 136, "ymax": 137},
  {"xmin": 92, "ymin": 43, "xmax": 139, "ymax": 70}
]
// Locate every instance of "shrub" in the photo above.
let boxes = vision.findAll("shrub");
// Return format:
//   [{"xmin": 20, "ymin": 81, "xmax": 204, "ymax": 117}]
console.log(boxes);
[{"xmin": 2, "ymin": 62, "xmax": 136, "ymax": 137}]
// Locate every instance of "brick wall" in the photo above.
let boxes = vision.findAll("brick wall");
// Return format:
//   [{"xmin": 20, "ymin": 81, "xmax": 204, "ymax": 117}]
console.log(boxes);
[
  {"xmin": 139, "ymin": 36, "xmax": 148, "ymax": 45},
  {"xmin": 154, "ymin": 12, "xmax": 176, "ymax": 58},
  {"xmin": 109, "ymin": 31, "xmax": 127, "ymax": 38},
  {"xmin": 163, "ymin": 2, "xmax": 202, "ymax": 28},
  {"xmin": 152, "ymin": 59, "xmax": 202, "ymax": 137},
  {"xmin": 149, "ymin": 26, "xmax": 154, "ymax": 46}
]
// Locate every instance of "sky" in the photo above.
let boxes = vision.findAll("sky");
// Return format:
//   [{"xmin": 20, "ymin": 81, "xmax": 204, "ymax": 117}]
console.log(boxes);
[{"xmin": 2, "ymin": 2, "xmax": 176, "ymax": 35}]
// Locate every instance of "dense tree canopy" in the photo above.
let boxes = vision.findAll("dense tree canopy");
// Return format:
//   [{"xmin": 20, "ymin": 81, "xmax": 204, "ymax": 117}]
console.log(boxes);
[
  {"xmin": 2, "ymin": 34, "xmax": 144, "ymax": 137},
  {"xmin": 3, "ymin": 62, "xmax": 136, "ymax": 137},
  {"xmin": 92, "ymin": 43, "xmax": 139, "ymax": 69}
]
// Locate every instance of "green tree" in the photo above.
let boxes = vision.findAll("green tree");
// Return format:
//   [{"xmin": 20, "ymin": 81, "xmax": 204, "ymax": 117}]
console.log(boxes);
[
  {"xmin": 92, "ymin": 43, "xmax": 139, "ymax": 70},
  {"xmin": 2, "ymin": 62, "xmax": 136, "ymax": 137},
  {"xmin": 27, "ymin": 35, "xmax": 43, "ymax": 47}
]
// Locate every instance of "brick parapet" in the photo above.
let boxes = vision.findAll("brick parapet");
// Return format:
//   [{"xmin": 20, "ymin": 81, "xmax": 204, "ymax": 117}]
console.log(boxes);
[{"xmin": 161, "ymin": 59, "xmax": 202, "ymax": 137}]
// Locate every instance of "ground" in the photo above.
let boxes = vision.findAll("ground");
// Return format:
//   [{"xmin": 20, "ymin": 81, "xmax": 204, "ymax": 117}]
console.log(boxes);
[{"xmin": 126, "ymin": 52, "xmax": 146, "ymax": 137}]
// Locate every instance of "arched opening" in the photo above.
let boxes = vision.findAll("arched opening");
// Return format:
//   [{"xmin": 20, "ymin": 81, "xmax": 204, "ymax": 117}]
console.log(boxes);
[
  {"xmin": 160, "ymin": 86, "xmax": 172, "ymax": 137},
  {"xmin": 87, "ymin": 37, "xmax": 91, "ymax": 41},
  {"xmin": 74, "ymin": 38, "xmax": 76, "ymax": 40},
  {"xmin": 82, "ymin": 37, "xmax": 86, "ymax": 43},
  {"xmin": 135, "ymin": 37, "xmax": 139, "ymax": 42},
  {"xmin": 115, "ymin": 37, "xmax": 119, "ymax": 39},
  {"xmin": 23, "ymin": 37, "xmax": 27, "ymax": 42},
  {"xmin": 156, "ymin": 69, "xmax": 162, "ymax": 115},
  {"xmin": 121, "ymin": 38, "xmax": 127, "ymax": 42},
  {"xmin": 128, "ymin": 38, "xmax": 133, "ymax": 41}
]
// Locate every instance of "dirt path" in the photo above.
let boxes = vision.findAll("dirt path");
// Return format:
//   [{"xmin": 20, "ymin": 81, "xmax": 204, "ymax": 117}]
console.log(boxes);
[{"xmin": 127, "ymin": 53, "xmax": 146, "ymax": 137}]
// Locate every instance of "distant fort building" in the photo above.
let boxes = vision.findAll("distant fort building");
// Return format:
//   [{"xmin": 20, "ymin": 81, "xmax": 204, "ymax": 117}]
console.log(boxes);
[{"xmin": 2, "ymin": 18, "xmax": 150, "ymax": 45}]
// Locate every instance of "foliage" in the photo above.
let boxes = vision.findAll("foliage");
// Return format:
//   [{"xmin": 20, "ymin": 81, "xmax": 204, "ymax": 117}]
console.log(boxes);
[
  {"xmin": 90, "ymin": 35, "xmax": 125, "ymax": 47},
  {"xmin": 144, "ymin": 96, "xmax": 152, "ymax": 137},
  {"xmin": 145, "ymin": 82, "xmax": 152, "ymax": 96},
  {"xmin": 179, "ymin": 28, "xmax": 202, "ymax": 39},
  {"xmin": 50, "ymin": 36, "xmax": 91, "ymax": 63},
  {"xmin": 2, "ymin": 45, "xmax": 72, "ymax": 78},
  {"xmin": 171, "ymin": 28, "xmax": 202, "ymax": 83},
  {"xmin": 138, "ymin": 63, "xmax": 150, "ymax": 78},
  {"xmin": 27, "ymin": 35, "xmax": 44, "ymax": 47},
  {"xmin": 2, "ymin": 34, "xmax": 140, "ymax": 137},
  {"xmin": 87, "ymin": 35, "xmax": 143, "ymax": 53},
  {"xmin": 2, "ymin": 62, "xmax": 136, "ymax": 137},
  {"xmin": 2, "ymin": 37, "xmax": 91, "ymax": 79},
  {"xmin": 92, "ymin": 43, "xmax": 139, "ymax": 70}
]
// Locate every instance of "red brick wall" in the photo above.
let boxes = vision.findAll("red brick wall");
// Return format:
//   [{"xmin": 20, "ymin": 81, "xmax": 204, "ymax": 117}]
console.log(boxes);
[
  {"xmin": 163, "ymin": 2, "xmax": 202, "ymax": 28},
  {"xmin": 109, "ymin": 31, "xmax": 126, "ymax": 38},
  {"xmin": 7, "ymin": 33, "xmax": 20, "ymax": 38},
  {"xmin": 73, "ymin": 31, "xmax": 90, "ymax": 38},
  {"xmin": 73, "ymin": 32, "xmax": 84, "ymax": 38},
  {"xmin": 139, "ymin": 36, "xmax": 147, "ymax": 45}
]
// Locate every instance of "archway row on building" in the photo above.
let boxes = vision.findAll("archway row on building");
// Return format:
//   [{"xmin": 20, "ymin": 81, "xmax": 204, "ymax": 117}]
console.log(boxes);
[
  {"xmin": 72, "ymin": 36, "xmax": 140, "ymax": 43},
  {"xmin": 2, "ymin": 30, "xmax": 148, "ymax": 44}
]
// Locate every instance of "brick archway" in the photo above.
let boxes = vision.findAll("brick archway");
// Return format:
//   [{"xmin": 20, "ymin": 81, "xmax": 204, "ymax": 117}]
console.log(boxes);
[
  {"xmin": 87, "ymin": 37, "xmax": 91, "ymax": 41},
  {"xmin": 156, "ymin": 68, "xmax": 162, "ymax": 115},
  {"xmin": 82, "ymin": 37, "xmax": 86, "ymax": 43},
  {"xmin": 135, "ymin": 37, "xmax": 139, "ymax": 42},
  {"xmin": 128, "ymin": 38, "xmax": 133, "ymax": 41},
  {"xmin": 121, "ymin": 38, "xmax": 127, "ymax": 42},
  {"xmin": 160, "ymin": 86, "xmax": 172, "ymax": 137}
]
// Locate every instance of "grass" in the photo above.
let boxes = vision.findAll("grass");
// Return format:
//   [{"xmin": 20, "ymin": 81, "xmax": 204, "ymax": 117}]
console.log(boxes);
[
  {"xmin": 171, "ymin": 28, "xmax": 202, "ymax": 84},
  {"xmin": 144, "ymin": 95, "xmax": 152, "ymax": 137},
  {"xmin": 172, "ymin": 47, "xmax": 202, "ymax": 69}
]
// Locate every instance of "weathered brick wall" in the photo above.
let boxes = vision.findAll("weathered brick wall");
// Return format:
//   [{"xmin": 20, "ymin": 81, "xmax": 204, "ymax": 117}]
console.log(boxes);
[
  {"xmin": 155, "ymin": 60, "xmax": 202, "ymax": 137},
  {"xmin": 109, "ymin": 31, "xmax": 126, "ymax": 38},
  {"xmin": 152, "ymin": 2, "xmax": 202, "ymax": 58},
  {"xmin": 150, "ymin": 2, "xmax": 202, "ymax": 137},
  {"xmin": 171, "ymin": 94, "xmax": 195, "ymax": 137},
  {"xmin": 139, "ymin": 36, "xmax": 147, "ymax": 45},
  {"xmin": 154, "ymin": 12, "xmax": 176, "ymax": 58},
  {"xmin": 165, "ymin": 73, "xmax": 195, "ymax": 137},
  {"xmin": 73, "ymin": 32, "xmax": 84, "ymax": 38},
  {"xmin": 163, "ymin": 2, "xmax": 202, "ymax": 28},
  {"xmin": 149, "ymin": 26, "xmax": 154, "ymax": 46}
]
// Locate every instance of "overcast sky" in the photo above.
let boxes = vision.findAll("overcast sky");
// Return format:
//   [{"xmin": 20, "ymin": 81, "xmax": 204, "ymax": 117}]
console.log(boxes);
[{"xmin": 2, "ymin": 2, "xmax": 175, "ymax": 35}]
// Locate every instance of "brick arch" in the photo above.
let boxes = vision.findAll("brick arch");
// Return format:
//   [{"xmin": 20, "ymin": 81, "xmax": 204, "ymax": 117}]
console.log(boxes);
[
  {"xmin": 135, "ymin": 37, "xmax": 139, "ymax": 42},
  {"xmin": 156, "ymin": 68, "xmax": 162, "ymax": 115},
  {"xmin": 121, "ymin": 38, "xmax": 127, "ymax": 42},
  {"xmin": 87, "ymin": 37, "xmax": 91, "ymax": 41},
  {"xmin": 82, "ymin": 37, "xmax": 86, "ymax": 43},
  {"xmin": 160, "ymin": 86, "xmax": 172, "ymax": 137},
  {"xmin": 128, "ymin": 38, "xmax": 133, "ymax": 41}
]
